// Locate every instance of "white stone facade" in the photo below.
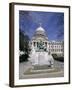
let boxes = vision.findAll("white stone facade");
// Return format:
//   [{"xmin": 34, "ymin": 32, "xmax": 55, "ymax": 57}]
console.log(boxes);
[
  {"xmin": 48, "ymin": 41, "xmax": 64, "ymax": 56},
  {"xmin": 30, "ymin": 25, "xmax": 64, "ymax": 56}
]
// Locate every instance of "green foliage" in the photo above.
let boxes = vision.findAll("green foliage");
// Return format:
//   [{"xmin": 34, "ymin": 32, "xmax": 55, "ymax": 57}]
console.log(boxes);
[
  {"xmin": 19, "ymin": 54, "xmax": 29, "ymax": 62},
  {"xmin": 52, "ymin": 54, "xmax": 64, "ymax": 62},
  {"xmin": 52, "ymin": 54, "xmax": 57, "ymax": 58},
  {"xmin": 19, "ymin": 29, "xmax": 30, "ymax": 62}
]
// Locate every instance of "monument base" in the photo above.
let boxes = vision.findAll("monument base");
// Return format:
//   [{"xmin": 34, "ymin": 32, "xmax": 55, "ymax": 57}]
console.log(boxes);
[
  {"xmin": 33, "ymin": 65, "xmax": 53, "ymax": 70},
  {"xmin": 24, "ymin": 66, "xmax": 61, "ymax": 75},
  {"xmin": 29, "ymin": 51, "xmax": 54, "ymax": 67}
]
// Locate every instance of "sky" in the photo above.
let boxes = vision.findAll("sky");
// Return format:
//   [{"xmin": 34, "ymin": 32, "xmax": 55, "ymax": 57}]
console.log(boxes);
[{"xmin": 19, "ymin": 10, "xmax": 64, "ymax": 41}]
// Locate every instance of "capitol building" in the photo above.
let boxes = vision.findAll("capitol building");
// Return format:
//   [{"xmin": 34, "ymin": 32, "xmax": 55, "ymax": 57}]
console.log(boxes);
[{"xmin": 30, "ymin": 25, "xmax": 64, "ymax": 56}]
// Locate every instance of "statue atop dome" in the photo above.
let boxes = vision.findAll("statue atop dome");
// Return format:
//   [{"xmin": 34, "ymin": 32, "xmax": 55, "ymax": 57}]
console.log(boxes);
[
  {"xmin": 36, "ymin": 23, "xmax": 45, "ymax": 32},
  {"xmin": 39, "ymin": 22, "xmax": 42, "ymax": 27}
]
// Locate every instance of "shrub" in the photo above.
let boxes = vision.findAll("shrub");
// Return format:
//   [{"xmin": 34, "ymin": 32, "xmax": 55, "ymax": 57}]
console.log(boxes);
[
  {"xmin": 19, "ymin": 30, "xmax": 30, "ymax": 63},
  {"xmin": 52, "ymin": 54, "xmax": 57, "ymax": 58},
  {"xmin": 52, "ymin": 54, "xmax": 64, "ymax": 62},
  {"xmin": 19, "ymin": 54, "xmax": 29, "ymax": 62}
]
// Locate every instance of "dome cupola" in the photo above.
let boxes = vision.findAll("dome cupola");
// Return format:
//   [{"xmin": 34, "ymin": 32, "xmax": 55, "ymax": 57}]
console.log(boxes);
[
  {"xmin": 36, "ymin": 26, "xmax": 45, "ymax": 32},
  {"xmin": 32, "ymin": 23, "xmax": 48, "ymax": 40}
]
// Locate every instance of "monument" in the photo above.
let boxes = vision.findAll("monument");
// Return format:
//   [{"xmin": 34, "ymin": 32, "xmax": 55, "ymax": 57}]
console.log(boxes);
[{"xmin": 29, "ymin": 24, "xmax": 54, "ymax": 67}]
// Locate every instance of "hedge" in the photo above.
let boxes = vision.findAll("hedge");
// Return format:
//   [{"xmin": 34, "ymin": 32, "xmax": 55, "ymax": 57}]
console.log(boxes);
[{"xmin": 52, "ymin": 54, "xmax": 64, "ymax": 62}]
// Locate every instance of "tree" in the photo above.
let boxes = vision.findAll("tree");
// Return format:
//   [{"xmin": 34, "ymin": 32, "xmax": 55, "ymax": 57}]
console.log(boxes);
[{"xmin": 19, "ymin": 29, "xmax": 30, "ymax": 62}]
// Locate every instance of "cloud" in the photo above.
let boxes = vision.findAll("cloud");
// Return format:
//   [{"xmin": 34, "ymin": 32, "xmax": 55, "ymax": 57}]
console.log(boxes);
[{"xmin": 19, "ymin": 11, "xmax": 64, "ymax": 40}]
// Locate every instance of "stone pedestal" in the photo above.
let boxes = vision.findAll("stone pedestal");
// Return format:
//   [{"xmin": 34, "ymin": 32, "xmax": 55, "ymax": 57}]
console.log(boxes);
[{"xmin": 29, "ymin": 51, "xmax": 54, "ymax": 67}]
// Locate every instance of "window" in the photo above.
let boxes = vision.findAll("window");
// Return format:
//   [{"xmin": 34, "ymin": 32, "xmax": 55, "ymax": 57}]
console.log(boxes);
[
  {"xmin": 45, "ymin": 42, "xmax": 47, "ymax": 47},
  {"xmin": 34, "ymin": 42, "xmax": 36, "ymax": 46}
]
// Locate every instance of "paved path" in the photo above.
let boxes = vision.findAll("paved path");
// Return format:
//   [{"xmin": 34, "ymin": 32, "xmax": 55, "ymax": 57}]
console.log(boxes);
[{"xmin": 19, "ymin": 60, "xmax": 64, "ymax": 79}]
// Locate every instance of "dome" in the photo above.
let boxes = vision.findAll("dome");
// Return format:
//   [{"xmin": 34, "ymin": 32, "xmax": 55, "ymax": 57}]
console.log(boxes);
[
  {"xmin": 35, "ymin": 26, "xmax": 46, "ymax": 36},
  {"xmin": 32, "ymin": 25, "xmax": 48, "ymax": 41},
  {"xmin": 36, "ymin": 26, "xmax": 45, "ymax": 32}
]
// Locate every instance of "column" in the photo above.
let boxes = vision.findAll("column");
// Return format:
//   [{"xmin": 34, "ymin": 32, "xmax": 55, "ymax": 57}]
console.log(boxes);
[{"xmin": 36, "ymin": 42, "xmax": 37, "ymax": 48}]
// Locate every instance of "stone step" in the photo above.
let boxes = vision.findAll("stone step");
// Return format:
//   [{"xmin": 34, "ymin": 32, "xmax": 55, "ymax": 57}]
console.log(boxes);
[{"xmin": 33, "ymin": 65, "xmax": 52, "ymax": 70}]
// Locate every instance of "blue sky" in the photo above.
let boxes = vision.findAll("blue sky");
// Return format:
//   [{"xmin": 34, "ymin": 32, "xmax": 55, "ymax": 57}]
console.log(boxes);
[{"xmin": 19, "ymin": 10, "xmax": 64, "ymax": 41}]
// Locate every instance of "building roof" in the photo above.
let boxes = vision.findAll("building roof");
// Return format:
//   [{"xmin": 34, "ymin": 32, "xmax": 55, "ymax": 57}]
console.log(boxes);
[
  {"xmin": 36, "ymin": 26, "xmax": 45, "ymax": 32},
  {"xmin": 31, "ymin": 25, "xmax": 48, "ymax": 41}
]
